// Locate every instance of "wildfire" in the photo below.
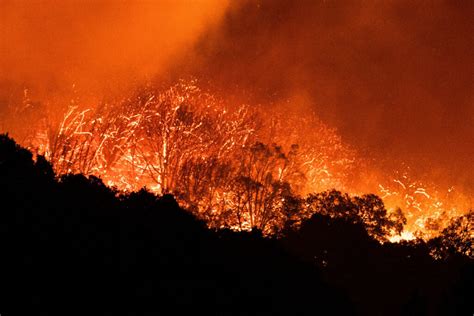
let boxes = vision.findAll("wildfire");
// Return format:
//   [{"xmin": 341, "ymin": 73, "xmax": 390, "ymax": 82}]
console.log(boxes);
[
  {"xmin": 377, "ymin": 168, "xmax": 469, "ymax": 240},
  {"xmin": 1, "ymin": 80, "xmax": 470, "ymax": 240}
]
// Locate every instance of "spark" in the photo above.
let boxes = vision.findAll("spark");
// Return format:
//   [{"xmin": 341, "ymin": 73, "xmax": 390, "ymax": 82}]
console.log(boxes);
[{"xmin": 3, "ymin": 80, "xmax": 470, "ymax": 239}]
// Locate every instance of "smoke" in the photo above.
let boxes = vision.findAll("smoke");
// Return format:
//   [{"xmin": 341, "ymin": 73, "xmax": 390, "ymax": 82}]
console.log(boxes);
[
  {"xmin": 180, "ymin": 0, "xmax": 474, "ymax": 188},
  {"xmin": 0, "ymin": 0, "xmax": 229, "ymax": 95},
  {"xmin": 1, "ymin": 0, "xmax": 472, "ymax": 193}
]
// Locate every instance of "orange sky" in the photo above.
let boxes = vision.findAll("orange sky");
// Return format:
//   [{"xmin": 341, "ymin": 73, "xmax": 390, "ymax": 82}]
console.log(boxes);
[{"xmin": 0, "ymin": 0, "xmax": 229, "ymax": 93}]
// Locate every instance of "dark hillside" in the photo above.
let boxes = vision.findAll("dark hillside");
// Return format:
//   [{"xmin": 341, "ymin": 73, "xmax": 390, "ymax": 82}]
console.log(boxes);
[
  {"xmin": 0, "ymin": 134, "xmax": 349, "ymax": 315},
  {"xmin": 0, "ymin": 134, "xmax": 471, "ymax": 315}
]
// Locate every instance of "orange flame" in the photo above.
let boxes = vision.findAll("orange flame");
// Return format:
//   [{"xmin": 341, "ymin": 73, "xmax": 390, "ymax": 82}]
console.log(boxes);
[{"xmin": 1, "ymin": 80, "xmax": 470, "ymax": 239}]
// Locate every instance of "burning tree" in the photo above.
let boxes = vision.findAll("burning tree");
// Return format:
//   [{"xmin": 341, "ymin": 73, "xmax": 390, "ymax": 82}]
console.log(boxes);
[
  {"xmin": 139, "ymin": 82, "xmax": 257, "ymax": 194},
  {"xmin": 214, "ymin": 142, "xmax": 303, "ymax": 234},
  {"xmin": 262, "ymin": 110, "xmax": 356, "ymax": 194}
]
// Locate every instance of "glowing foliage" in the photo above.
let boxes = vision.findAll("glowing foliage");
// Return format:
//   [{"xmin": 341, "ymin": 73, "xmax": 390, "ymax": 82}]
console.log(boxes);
[{"xmin": 2, "ymin": 80, "xmax": 470, "ymax": 241}]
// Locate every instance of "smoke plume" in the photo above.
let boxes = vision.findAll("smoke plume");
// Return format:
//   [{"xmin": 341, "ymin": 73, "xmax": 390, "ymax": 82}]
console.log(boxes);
[
  {"xmin": 0, "ymin": 0, "xmax": 229, "ymax": 95},
  {"xmin": 181, "ymin": 0, "xmax": 474, "ymax": 188}
]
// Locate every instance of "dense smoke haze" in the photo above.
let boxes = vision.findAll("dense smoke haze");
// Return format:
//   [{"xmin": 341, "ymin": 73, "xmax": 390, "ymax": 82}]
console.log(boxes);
[
  {"xmin": 181, "ymin": 0, "xmax": 474, "ymax": 189},
  {"xmin": 0, "ymin": 0, "xmax": 229, "ymax": 95},
  {"xmin": 1, "ymin": 1, "xmax": 472, "ymax": 196}
]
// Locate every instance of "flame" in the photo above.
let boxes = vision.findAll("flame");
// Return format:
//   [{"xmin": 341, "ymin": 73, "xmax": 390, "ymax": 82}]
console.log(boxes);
[
  {"xmin": 1, "ymin": 80, "xmax": 470, "ymax": 239},
  {"xmin": 376, "ymin": 169, "xmax": 469, "ymax": 240}
]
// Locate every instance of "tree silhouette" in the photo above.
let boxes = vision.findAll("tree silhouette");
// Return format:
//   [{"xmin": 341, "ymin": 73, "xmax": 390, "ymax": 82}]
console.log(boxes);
[
  {"xmin": 304, "ymin": 189, "xmax": 406, "ymax": 241},
  {"xmin": 429, "ymin": 210, "xmax": 473, "ymax": 259},
  {"xmin": 221, "ymin": 142, "xmax": 303, "ymax": 233}
]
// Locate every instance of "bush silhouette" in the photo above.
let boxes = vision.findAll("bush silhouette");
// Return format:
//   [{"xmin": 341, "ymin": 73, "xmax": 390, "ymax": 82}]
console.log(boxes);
[{"xmin": 0, "ymin": 134, "xmax": 471, "ymax": 315}]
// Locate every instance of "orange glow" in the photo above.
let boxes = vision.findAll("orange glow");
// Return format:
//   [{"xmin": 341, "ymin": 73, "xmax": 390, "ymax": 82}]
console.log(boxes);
[
  {"xmin": 1, "ymin": 1, "xmax": 471, "ymax": 241},
  {"xmin": 2, "ymin": 80, "xmax": 470, "ymax": 239},
  {"xmin": 0, "ymin": 0, "xmax": 229, "ymax": 93}
]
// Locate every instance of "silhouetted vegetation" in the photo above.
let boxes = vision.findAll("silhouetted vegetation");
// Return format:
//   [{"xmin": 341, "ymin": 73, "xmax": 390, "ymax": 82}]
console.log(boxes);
[{"xmin": 0, "ymin": 134, "xmax": 472, "ymax": 315}]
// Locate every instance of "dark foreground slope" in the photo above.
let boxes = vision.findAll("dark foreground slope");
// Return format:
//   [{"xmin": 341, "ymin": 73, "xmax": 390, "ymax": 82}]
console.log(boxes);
[
  {"xmin": 0, "ymin": 134, "xmax": 472, "ymax": 315},
  {"xmin": 0, "ymin": 134, "xmax": 350, "ymax": 315}
]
